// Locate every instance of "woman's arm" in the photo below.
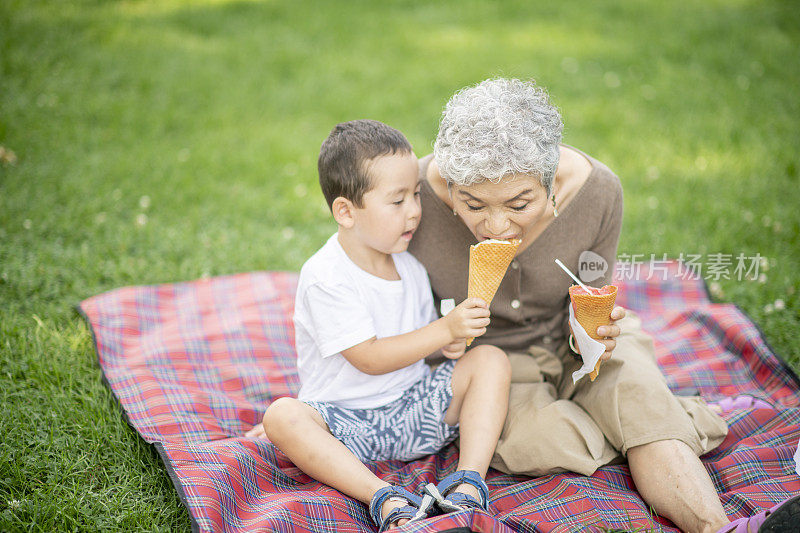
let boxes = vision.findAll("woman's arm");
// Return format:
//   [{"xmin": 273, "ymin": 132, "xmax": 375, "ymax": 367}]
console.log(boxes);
[
  {"xmin": 570, "ymin": 180, "xmax": 626, "ymax": 357},
  {"xmin": 592, "ymin": 177, "xmax": 624, "ymax": 287}
]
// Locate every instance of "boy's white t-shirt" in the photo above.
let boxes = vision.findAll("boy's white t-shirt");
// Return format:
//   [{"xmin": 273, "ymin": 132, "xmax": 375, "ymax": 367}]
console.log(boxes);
[{"xmin": 294, "ymin": 233, "xmax": 437, "ymax": 409}]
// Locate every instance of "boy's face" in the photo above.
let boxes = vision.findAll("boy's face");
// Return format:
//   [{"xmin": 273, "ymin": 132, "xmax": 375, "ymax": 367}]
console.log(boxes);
[{"xmin": 351, "ymin": 151, "xmax": 421, "ymax": 255}]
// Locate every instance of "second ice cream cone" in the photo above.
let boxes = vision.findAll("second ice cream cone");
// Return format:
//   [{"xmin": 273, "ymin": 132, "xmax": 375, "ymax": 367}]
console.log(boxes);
[{"xmin": 569, "ymin": 284, "xmax": 618, "ymax": 381}]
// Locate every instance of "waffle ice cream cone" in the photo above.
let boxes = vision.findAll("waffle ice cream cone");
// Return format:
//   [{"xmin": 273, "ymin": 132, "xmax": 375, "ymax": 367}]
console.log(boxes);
[
  {"xmin": 569, "ymin": 284, "xmax": 618, "ymax": 381},
  {"xmin": 466, "ymin": 239, "xmax": 521, "ymax": 345}
]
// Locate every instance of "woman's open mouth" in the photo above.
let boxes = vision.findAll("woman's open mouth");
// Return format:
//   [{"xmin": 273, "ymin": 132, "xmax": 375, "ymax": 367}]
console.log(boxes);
[{"xmin": 480, "ymin": 235, "xmax": 519, "ymax": 242}]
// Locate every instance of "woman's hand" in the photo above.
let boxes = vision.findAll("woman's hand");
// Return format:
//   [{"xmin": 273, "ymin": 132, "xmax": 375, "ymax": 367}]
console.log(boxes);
[{"xmin": 572, "ymin": 306, "xmax": 627, "ymax": 362}]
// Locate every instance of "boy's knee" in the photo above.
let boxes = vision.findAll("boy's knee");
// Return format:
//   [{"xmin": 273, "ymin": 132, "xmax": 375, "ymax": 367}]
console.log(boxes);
[
  {"xmin": 263, "ymin": 397, "xmax": 306, "ymax": 440},
  {"xmin": 468, "ymin": 344, "xmax": 511, "ymax": 380}
]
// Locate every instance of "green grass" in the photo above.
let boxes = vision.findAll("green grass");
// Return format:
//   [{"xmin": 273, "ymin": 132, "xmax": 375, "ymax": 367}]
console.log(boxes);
[{"xmin": 1, "ymin": 0, "xmax": 798, "ymax": 530}]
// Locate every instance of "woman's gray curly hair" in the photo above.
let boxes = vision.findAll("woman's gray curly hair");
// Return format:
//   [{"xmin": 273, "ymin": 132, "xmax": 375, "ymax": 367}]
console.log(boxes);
[{"xmin": 434, "ymin": 78, "xmax": 563, "ymax": 196}]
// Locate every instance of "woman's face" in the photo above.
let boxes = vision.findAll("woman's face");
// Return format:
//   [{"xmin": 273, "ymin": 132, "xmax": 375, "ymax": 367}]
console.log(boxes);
[{"xmin": 451, "ymin": 173, "xmax": 549, "ymax": 243}]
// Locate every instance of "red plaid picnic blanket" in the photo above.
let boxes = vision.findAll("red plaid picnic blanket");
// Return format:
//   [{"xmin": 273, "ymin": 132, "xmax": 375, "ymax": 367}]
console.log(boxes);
[{"xmin": 79, "ymin": 262, "xmax": 800, "ymax": 532}]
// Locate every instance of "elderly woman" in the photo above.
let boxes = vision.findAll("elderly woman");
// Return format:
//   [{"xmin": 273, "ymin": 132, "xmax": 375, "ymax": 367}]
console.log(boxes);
[{"xmin": 409, "ymin": 78, "xmax": 796, "ymax": 533}]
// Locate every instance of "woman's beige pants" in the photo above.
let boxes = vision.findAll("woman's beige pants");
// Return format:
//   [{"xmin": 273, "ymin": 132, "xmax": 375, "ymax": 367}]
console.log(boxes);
[{"xmin": 490, "ymin": 312, "xmax": 728, "ymax": 476}]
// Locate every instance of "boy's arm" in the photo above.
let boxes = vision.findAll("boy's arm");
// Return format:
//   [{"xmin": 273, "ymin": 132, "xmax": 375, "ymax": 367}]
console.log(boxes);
[{"xmin": 341, "ymin": 298, "xmax": 488, "ymax": 375}]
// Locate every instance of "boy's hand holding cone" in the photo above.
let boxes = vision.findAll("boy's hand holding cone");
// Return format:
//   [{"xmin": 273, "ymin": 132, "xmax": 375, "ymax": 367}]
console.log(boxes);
[{"xmin": 442, "ymin": 298, "xmax": 490, "ymax": 358}]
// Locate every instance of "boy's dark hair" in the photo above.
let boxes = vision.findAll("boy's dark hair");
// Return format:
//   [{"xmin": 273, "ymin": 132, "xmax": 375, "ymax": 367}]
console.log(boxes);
[{"xmin": 318, "ymin": 120, "xmax": 412, "ymax": 210}]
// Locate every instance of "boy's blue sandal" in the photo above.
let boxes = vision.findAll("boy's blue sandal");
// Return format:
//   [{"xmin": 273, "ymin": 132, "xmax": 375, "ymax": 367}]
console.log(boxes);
[
  {"xmin": 423, "ymin": 470, "xmax": 490, "ymax": 514},
  {"xmin": 369, "ymin": 485, "xmax": 435, "ymax": 532}
]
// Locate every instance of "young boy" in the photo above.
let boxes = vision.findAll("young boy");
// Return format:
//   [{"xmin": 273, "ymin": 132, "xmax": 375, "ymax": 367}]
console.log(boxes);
[{"xmin": 247, "ymin": 120, "xmax": 511, "ymax": 531}]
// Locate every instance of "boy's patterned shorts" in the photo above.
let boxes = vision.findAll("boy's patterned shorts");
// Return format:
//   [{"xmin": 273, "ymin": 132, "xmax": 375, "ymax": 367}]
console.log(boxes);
[{"xmin": 304, "ymin": 360, "xmax": 459, "ymax": 462}]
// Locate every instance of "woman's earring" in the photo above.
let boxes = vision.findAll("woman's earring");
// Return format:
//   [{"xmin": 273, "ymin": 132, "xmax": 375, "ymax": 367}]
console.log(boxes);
[
  {"xmin": 552, "ymin": 194, "xmax": 559, "ymax": 218},
  {"xmin": 453, "ymin": 208, "xmax": 458, "ymax": 216}
]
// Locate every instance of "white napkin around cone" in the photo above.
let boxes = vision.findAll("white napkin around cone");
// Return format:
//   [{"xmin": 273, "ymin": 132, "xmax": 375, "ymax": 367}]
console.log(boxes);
[{"xmin": 569, "ymin": 303, "xmax": 607, "ymax": 383}]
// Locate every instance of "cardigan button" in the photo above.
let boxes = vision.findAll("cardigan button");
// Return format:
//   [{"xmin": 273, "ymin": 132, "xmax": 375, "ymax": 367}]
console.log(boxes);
[
  {"xmin": 510, "ymin": 299, "xmax": 521, "ymax": 309},
  {"xmin": 511, "ymin": 261, "xmax": 519, "ymax": 270}
]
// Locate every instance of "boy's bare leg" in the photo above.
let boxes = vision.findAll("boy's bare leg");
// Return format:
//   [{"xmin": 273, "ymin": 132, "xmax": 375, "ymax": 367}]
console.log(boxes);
[
  {"xmin": 263, "ymin": 397, "xmax": 407, "ymax": 527},
  {"xmin": 444, "ymin": 345, "xmax": 511, "ymax": 500}
]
